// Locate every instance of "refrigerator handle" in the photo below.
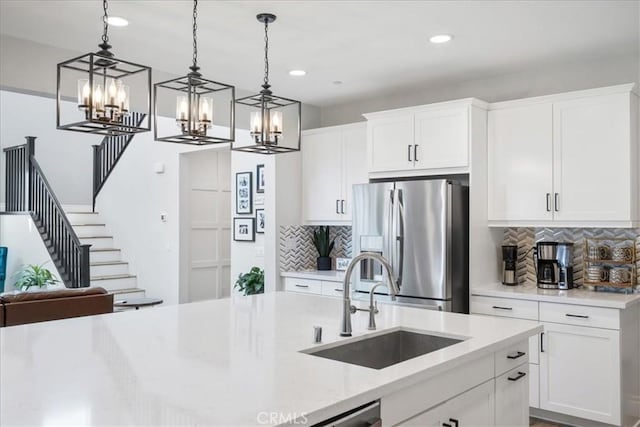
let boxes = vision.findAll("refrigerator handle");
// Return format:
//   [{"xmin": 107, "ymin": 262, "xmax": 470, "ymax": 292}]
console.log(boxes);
[
  {"xmin": 393, "ymin": 188, "xmax": 404, "ymax": 287},
  {"xmin": 383, "ymin": 189, "xmax": 394, "ymax": 267}
]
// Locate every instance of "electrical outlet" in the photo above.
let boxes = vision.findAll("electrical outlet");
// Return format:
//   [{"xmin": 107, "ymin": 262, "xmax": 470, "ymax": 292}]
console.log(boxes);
[{"xmin": 160, "ymin": 213, "xmax": 168, "ymax": 222}]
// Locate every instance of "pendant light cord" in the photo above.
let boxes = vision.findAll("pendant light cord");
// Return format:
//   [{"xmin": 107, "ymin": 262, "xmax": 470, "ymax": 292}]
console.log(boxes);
[
  {"xmin": 263, "ymin": 19, "xmax": 269, "ymax": 87},
  {"xmin": 101, "ymin": 0, "xmax": 109, "ymax": 44},
  {"xmin": 192, "ymin": 0, "xmax": 198, "ymax": 70}
]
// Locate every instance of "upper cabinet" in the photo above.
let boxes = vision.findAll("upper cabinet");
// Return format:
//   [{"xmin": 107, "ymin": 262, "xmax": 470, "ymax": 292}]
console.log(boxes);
[
  {"xmin": 488, "ymin": 84, "xmax": 639, "ymax": 227},
  {"xmin": 302, "ymin": 123, "xmax": 367, "ymax": 224},
  {"xmin": 364, "ymin": 99, "xmax": 486, "ymax": 177}
]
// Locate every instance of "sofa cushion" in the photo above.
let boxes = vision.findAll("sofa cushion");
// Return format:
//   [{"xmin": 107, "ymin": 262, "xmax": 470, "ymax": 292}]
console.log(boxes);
[{"xmin": 0, "ymin": 287, "xmax": 107, "ymax": 304}]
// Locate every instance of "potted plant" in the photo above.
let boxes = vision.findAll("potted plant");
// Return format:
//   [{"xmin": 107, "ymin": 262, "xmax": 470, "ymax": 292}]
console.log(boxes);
[
  {"xmin": 14, "ymin": 263, "xmax": 60, "ymax": 292},
  {"xmin": 234, "ymin": 267, "xmax": 264, "ymax": 296},
  {"xmin": 313, "ymin": 226, "xmax": 335, "ymax": 271}
]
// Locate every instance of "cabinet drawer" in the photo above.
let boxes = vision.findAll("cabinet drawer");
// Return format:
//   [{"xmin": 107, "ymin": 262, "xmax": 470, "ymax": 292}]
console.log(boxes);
[
  {"xmin": 283, "ymin": 278, "xmax": 322, "ymax": 295},
  {"xmin": 321, "ymin": 281, "xmax": 345, "ymax": 298},
  {"xmin": 529, "ymin": 363, "xmax": 539, "ymax": 408},
  {"xmin": 471, "ymin": 295, "xmax": 539, "ymax": 320},
  {"xmin": 539, "ymin": 302, "xmax": 619, "ymax": 330},
  {"xmin": 495, "ymin": 364, "xmax": 529, "ymax": 427},
  {"xmin": 495, "ymin": 339, "xmax": 529, "ymax": 376}
]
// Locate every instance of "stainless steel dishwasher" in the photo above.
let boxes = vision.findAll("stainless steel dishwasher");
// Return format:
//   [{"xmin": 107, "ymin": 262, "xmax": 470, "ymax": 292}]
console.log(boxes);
[{"xmin": 311, "ymin": 400, "xmax": 381, "ymax": 426}]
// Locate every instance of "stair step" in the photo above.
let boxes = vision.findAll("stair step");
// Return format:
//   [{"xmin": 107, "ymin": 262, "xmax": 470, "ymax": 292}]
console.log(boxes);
[
  {"xmin": 80, "ymin": 236, "xmax": 114, "ymax": 249},
  {"xmin": 90, "ymin": 274, "xmax": 137, "ymax": 291},
  {"xmin": 73, "ymin": 224, "xmax": 109, "ymax": 238},
  {"xmin": 90, "ymin": 261, "xmax": 129, "ymax": 277},
  {"xmin": 90, "ymin": 248, "xmax": 121, "ymax": 263},
  {"xmin": 67, "ymin": 212, "xmax": 101, "ymax": 224}
]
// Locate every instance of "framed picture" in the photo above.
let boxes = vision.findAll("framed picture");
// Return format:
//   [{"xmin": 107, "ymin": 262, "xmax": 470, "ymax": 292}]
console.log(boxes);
[
  {"xmin": 236, "ymin": 172, "xmax": 253, "ymax": 214},
  {"xmin": 256, "ymin": 164, "xmax": 265, "ymax": 194},
  {"xmin": 233, "ymin": 218, "xmax": 255, "ymax": 241},
  {"xmin": 256, "ymin": 209, "xmax": 265, "ymax": 234}
]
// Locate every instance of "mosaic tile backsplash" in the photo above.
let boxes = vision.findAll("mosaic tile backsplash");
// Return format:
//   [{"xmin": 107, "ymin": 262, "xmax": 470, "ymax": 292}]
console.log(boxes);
[
  {"xmin": 503, "ymin": 227, "xmax": 640, "ymax": 288},
  {"xmin": 280, "ymin": 226, "xmax": 352, "ymax": 271}
]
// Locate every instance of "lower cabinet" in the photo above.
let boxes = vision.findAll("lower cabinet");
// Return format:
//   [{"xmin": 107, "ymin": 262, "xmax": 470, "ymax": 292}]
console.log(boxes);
[
  {"xmin": 539, "ymin": 322, "xmax": 620, "ymax": 425},
  {"xmin": 282, "ymin": 277, "xmax": 344, "ymax": 297},
  {"xmin": 495, "ymin": 365, "xmax": 529, "ymax": 427}
]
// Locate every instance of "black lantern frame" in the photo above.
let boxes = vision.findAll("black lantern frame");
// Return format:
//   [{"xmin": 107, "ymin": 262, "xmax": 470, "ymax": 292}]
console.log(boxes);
[
  {"xmin": 57, "ymin": 53, "xmax": 152, "ymax": 136},
  {"xmin": 231, "ymin": 13, "xmax": 301, "ymax": 155},
  {"xmin": 154, "ymin": 74, "xmax": 235, "ymax": 145}
]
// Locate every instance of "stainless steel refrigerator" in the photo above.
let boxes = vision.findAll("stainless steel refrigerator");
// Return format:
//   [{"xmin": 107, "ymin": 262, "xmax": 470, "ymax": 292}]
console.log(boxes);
[{"xmin": 352, "ymin": 179, "xmax": 469, "ymax": 313}]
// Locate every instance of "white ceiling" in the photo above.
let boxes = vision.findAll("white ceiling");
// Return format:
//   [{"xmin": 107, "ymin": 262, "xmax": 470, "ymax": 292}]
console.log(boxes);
[{"xmin": 1, "ymin": 1, "xmax": 638, "ymax": 107}]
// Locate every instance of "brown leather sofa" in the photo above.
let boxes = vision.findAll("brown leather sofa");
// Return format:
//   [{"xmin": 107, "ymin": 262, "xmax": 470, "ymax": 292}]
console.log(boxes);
[{"xmin": 0, "ymin": 287, "xmax": 113, "ymax": 327}]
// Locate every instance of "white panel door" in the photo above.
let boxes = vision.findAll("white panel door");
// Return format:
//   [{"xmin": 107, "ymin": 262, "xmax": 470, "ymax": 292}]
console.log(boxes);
[
  {"xmin": 186, "ymin": 150, "xmax": 232, "ymax": 302},
  {"xmin": 552, "ymin": 93, "xmax": 631, "ymax": 221},
  {"xmin": 367, "ymin": 114, "xmax": 414, "ymax": 173},
  {"xmin": 414, "ymin": 107, "xmax": 468, "ymax": 170},
  {"xmin": 341, "ymin": 124, "xmax": 367, "ymax": 220},
  {"xmin": 302, "ymin": 130, "xmax": 343, "ymax": 222},
  {"xmin": 488, "ymin": 103, "xmax": 553, "ymax": 221},
  {"xmin": 540, "ymin": 322, "xmax": 620, "ymax": 425},
  {"xmin": 495, "ymin": 365, "xmax": 529, "ymax": 427}
]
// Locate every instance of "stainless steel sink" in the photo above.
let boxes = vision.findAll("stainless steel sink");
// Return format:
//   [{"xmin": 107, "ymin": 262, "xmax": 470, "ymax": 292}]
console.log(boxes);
[{"xmin": 303, "ymin": 329, "xmax": 465, "ymax": 369}]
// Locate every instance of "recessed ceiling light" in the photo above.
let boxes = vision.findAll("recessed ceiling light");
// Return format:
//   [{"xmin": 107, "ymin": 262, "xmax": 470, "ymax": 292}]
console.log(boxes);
[
  {"xmin": 429, "ymin": 34, "xmax": 453, "ymax": 44},
  {"xmin": 105, "ymin": 16, "xmax": 129, "ymax": 27},
  {"xmin": 289, "ymin": 70, "xmax": 306, "ymax": 76}
]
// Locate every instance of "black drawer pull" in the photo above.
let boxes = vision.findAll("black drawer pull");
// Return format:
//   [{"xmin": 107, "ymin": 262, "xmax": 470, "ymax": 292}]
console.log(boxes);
[
  {"xmin": 508, "ymin": 371, "xmax": 527, "ymax": 382},
  {"xmin": 566, "ymin": 313, "xmax": 589, "ymax": 319},
  {"xmin": 442, "ymin": 424, "xmax": 452, "ymax": 427},
  {"xmin": 492, "ymin": 305, "xmax": 513, "ymax": 310},
  {"xmin": 334, "ymin": 288, "xmax": 343, "ymax": 292},
  {"xmin": 449, "ymin": 419, "xmax": 459, "ymax": 427},
  {"xmin": 507, "ymin": 351, "xmax": 526, "ymax": 360},
  {"xmin": 295, "ymin": 284, "xmax": 309, "ymax": 288}
]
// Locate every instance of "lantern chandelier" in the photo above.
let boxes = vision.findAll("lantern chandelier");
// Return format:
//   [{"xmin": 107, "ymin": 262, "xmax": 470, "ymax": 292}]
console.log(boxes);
[
  {"xmin": 233, "ymin": 13, "xmax": 302, "ymax": 154},
  {"xmin": 154, "ymin": 0, "xmax": 235, "ymax": 145},
  {"xmin": 56, "ymin": 0, "xmax": 152, "ymax": 135}
]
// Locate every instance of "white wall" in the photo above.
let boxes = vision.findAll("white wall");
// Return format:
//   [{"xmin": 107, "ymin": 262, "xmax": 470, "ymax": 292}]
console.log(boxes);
[
  {"xmin": 320, "ymin": 54, "xmax": 639, "ymax": 126},
  {"xmin": 0, "ymin": 214, "xmax": 62, "ymax": 292},
  {"xmin": 0, "ymin": 90, "xmax": 101, "ymax": 205}
]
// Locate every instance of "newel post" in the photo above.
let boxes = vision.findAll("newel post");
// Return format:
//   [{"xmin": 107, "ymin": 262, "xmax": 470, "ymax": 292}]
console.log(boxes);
[{"xmin": 24, "ymin": 136, "xmax": 36, "ymax": 211}]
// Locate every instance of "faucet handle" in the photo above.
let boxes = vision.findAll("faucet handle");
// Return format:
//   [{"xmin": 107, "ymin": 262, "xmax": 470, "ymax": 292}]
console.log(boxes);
[{"xmin": 374, "ymin": 301, "xmax": 379, "ymax": 314}]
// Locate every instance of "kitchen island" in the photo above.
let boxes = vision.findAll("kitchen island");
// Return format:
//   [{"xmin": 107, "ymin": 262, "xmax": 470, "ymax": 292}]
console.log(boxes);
[{"xmin": 1, "ymin": 292, "xmax": 541, "ymax": 426}]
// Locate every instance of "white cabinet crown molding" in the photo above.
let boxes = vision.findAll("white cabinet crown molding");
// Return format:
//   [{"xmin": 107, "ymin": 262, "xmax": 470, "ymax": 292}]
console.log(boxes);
[
  {"xmin": 302, "ymin": 121, "xmax": 366, "ymax": 135},
  {"xmin": 362, "ymin": 97, "xmax": 489, "ymax": 120},
  {"xmin": 488, "ymin": 83, "xmax": 638, "ymax": 110}
]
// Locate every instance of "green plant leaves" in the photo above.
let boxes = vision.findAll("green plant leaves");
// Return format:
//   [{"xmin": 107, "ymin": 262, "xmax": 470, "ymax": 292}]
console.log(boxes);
[
  {"xmin": 13, "ymin": 263, "xmax": 60, "ymax": 290},
  {"xmin": 312, "ymin": 226, "xmax": 335, "ymax": 257},
  {"xmin": 234, "ymin": 267, "xmax": 265, "ymax": 296}
]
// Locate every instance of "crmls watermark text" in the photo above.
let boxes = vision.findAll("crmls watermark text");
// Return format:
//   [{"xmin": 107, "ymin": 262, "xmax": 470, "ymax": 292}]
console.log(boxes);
[{"xmin": 256, "ymin": 412, "xmax": 308, "ymax": 425}]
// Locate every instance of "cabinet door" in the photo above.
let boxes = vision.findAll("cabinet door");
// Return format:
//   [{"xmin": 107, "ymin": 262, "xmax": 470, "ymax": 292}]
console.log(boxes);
[
  {"xmin": 552, "ymin": 93, "xmax": 631, "ymax": 221},
  {"xmin": 367, "ymin": 114, "xmax": 414, "ymax": 173},
  {"xmin": 488, "ymin": 103, "xmax": 553, "ymax": 222},
  {"xmin": 540, "ymin": 322, "xmax": 620, "ymax": 424},
  {"xmin": 495, "ymin": 365, "xmax": 529, "ymax": 427},
  {"xmin": 302, "ymin": 130, "xmax": 343, "ymax": 223},
  {"xmin": 399, "ymin": 380, "xmax": 495, "ymax": 427},
  {"xmin": 341, "ymin": 124, "xmax": 367, "ymax": 219},
  {"xmin": 414, "ymin": 107, "xmax": 468, "ymax": 170}
]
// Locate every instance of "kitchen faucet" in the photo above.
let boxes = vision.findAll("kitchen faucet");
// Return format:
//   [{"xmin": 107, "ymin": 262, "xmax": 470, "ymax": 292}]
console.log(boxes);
[{"xmin": 340, "ymin": 252, "xmax": 400, "ymax": 337}]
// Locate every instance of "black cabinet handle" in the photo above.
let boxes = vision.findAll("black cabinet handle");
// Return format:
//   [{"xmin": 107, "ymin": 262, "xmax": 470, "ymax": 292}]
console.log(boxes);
[
  {"xmin": 508, "ymin": 371, "xmax": 527, "ymax": 382},
  {"xmin": 341, "ymin": 200, "xmax": 345, "ymax": 214},
  {"xmin": 334, "ymin": 288, "xmax": 343, "ymax": 292},
  {"xmin": 449, "ymin": 419, "xmax": 459, "ymax": 427},
  {"xmin": 442, "ymin": 424, "xmax": 452, "ymax": 427},
  {"xmin": 507, "ymin": 351, "xmax": 526, "ymax": 360},
  {"xmin": 546, "ymin": 193, "xmax": 551, "ymax": 212},
  {"xmin": 335, "ymin": 199, "xmax": 340, "ymax": 214},
  {"xmin": 492, "ymin": 305, "xmax": 513, "ymax": 311},
  {"xmin": 407, "ymin": 144, "xmax": 412, "ymax": 162},
  {"xmin": 566, "ymin": 313, "xmax": 589, "ymax": 319},
  {"xmin": 414, "ymin": 144, "xmax": 419, "ymax": 162},
  {"xmin": 295, "ymin": 284, "xmax": 309, "ymax": 288},
  {"xmin": 540, "ymin": 332, "xmax": 545, "ymax": 353},
  {"xmin": 554, "ymin": 193, "xmax": 559, "ymax": 212}
]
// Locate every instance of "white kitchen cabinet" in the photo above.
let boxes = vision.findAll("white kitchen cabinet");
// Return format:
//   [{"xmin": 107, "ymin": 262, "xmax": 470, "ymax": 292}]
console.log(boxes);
[
  {"xmin": 302, "ymin": 123, "xmax": 367, "ymax": 224},
  {"xmin": 539, "ymin": 322, "xmax": 620, "ymax": 425},
  {"xmin": 400, "ymin": 380, "xmax": 496, "ymax": 427},
  {"xmin": 364, "ymin": 99, "xmax": 486, "ymax": 177},
  {"xmin": 488, "ymin": 84, "xmax": 639, "ymax": 227},
  {"xmin": 487, "ymin": 103, "xmax": 553, "ymax": 222},
  {"xmin": 495, "ymin": 365, "xmax": 529, "ymax": 427}
]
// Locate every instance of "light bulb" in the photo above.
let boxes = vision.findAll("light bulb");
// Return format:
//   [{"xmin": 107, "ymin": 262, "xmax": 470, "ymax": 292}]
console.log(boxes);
[
  {"xmin": 271, "ymin": 111, "xmax": 283, "ymax": 134},
  {"xmin": 176, "ymin": 96, "xmax": 188, "ymax": 122},
  {"xmin": 77, "ymin": 79, "xmax": 90, "ymax": 109},
  {"xmin": 107, "ymin": 79, "xmax": 118, "ymax": 107},
  {"xmin": 94, "ymin": 85, "xmax": 104, "ymax": 112},
  {"xmin": 250, "ymin": 111, "xmax": 262, "ymax": 135}
]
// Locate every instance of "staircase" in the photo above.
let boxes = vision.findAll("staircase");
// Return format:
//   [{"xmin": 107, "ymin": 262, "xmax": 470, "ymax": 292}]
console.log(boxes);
[{"xmin": 66, "ymin": 209, "xmax": 145, "ymax": 301}]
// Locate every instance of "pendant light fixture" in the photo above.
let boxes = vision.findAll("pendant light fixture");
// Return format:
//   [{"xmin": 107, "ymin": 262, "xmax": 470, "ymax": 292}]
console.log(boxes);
[
  {"xmin": 154, "ymin": 0, "xmax": 235, "ymax": 145},
  {"xmin": 233, "ymin": 13, "xmax": 301, "ymax": 154},
  {"xmin": 56, "ymin": 0, "xmax": 151, "ymax": 135}
]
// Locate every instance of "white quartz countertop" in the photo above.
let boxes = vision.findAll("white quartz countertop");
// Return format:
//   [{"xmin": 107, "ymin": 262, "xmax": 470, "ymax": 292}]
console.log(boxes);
[
  {"xmin": 281, "ymin": 270, "xmax": 346, "ymax": 282},
  {"xmin": 472, "ymin": 282, "xmax": 640, "ymax": 309},
  {"xmin": 1, "ymin": 293, "xmax": 541, "ymax": 426}
]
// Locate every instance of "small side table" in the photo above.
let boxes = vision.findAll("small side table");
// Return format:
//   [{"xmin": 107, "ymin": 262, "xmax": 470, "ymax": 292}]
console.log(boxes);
[{"xmin": 114, "ymin": 297, "xmax": 163, "ymax": 310}]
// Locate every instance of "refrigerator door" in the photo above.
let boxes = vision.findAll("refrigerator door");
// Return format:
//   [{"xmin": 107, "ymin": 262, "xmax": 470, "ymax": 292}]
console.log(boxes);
[
  {"xmin": 394, "ymin": 179, "xmax": 450, "ymax": 301},
  {"xmin": 352, "ymin": 182, "xmax": 395, "ymax": 293}
]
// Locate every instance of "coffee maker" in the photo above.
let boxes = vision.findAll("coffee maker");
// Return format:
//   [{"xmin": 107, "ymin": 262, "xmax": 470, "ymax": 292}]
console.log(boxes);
[
  {"xmin": 501, "ymin": 245, "xmax": 518, "ymax": 286},
  {"xmin": 534, "ymin": 241, "xmax": 574, "ymax": 289}
]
